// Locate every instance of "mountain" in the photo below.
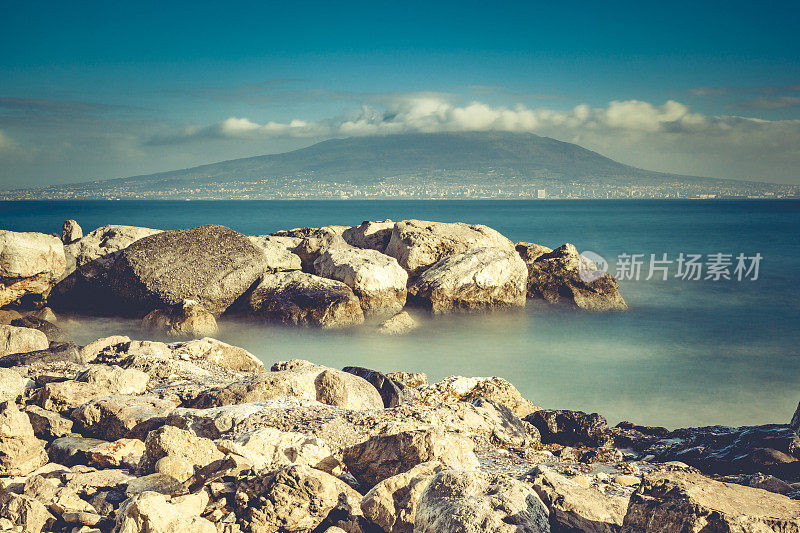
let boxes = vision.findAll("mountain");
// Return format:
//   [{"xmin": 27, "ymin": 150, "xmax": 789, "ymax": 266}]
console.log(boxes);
[{"xmin": 4, "ymin": 132, "xmax": 794, "ymax": 199}]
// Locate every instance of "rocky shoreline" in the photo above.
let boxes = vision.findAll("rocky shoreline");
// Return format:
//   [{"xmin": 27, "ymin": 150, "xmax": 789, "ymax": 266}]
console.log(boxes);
[{"xmin": 0, "ymin": 220, "xmax": 798, "ymax": 531}]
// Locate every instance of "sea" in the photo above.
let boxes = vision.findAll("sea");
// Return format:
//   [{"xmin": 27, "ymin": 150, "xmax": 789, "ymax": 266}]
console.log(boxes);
[{"xmin": 2, "ymin": 199, "xmax": 798, "ymax": 429}]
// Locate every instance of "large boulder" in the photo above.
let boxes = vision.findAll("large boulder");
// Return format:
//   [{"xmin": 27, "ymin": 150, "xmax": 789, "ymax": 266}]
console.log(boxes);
[
  {"xmin": 247, "ymin": 235, "xmax": 302, "ymax": 271},
  {"xmin": 0, "ymin": 324, "xmax": 49, "ymax": 357},
  {"xmin": 216, "ymin": 427, "xmax": 340, "ymax": 473},
  {"xmin": 361, "ymin": 461, "xmax": 444, "ymax": 533},
  {"xmin": 342, "ymin": 366, "xmax": 411, "ymax": 408},
  {"xmin": 0, "ymin": 401, "xmax": 49, "ymax": 476},
  {"xmin": 415, "ymin": 469, "xmax": 551, "ymax": 533},
  {"xmin": 0, "ymin": 230, "xmax": 65, "ymax": 308},
  {"xmin": 408, "ymin": 247, "xmax": 527, "ymax": 313},
  {"xmin": 142, "ymin": 425, "xmax": 224, "ymax": 473},
  {"xmin": 169, "ymin": 337, "xmax": 265, "ymax": 374},
  {"xmin": 525, "ymin": 243, "xmax": 627, "ymax": 311},
  {"xmin": 342, "ymin": 428, "xmax": 479, "ymax": 487},
  {"xmin": 245, "ymin": 270, "xmax": 364, "ymax": 328},
  {"xmin": 622, "ymin": 471, "xmax": 800, "ymax": 531},
  {"xmin": 234, "ymin": 464, "xmax": 363, "ymax": 532},
  {"xmin": 343, "ymin": 220, "xmax": 395, "ymax": 252},
  {"xmin": 385, "ymin": 220, "xmax": 516, "ymax": 276},
  {"xmin": 71, "ymin": 395, "xmax": 179, "ymax": 441},
  {"xmin": 109, "ymin": 224, "xmax": 267, "ymax": 316},
  {"xmin": 314, "ymin": 248, "xmax": 408, "ymax": 318},
  {"xmin": 528, "ymin": 466, "xmax": 628, "ymax": 533},
  {"xmin": 190, "ymin": 360, "xmax": 383, "ymax": 410}
]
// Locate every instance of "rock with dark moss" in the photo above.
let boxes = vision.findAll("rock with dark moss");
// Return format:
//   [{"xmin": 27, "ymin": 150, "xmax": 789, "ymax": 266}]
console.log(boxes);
[
  {"xmin": 61, "ymin": 220, "xmax": 83, "ymax": 244},
  {"xmin": 622, "ymin": 471, "xmax": 800, "ymax": 532},
  {"xmin": 342, "ymin": 366, "xmax": 410, "ymax": 407},
  {"xmin": 525, "ymin": 409, "xmax": 614, "ymax": 448},
  {"xmin": 525, "ymin": 243, "xmax": 627, "ymax": 311},
  {"xmin": 10, "ymin": 315, "xmax": 69, "ymax": 342},
  {"xmin": 109, "ymin": 224, "xmax": 267, "ymax": 316}
]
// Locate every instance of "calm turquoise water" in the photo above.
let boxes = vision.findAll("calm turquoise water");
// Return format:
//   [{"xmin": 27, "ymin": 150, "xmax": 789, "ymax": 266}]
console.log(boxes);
[{"xmin": 2, "ymin": 200, "xmax": 799, "ymax": 428}]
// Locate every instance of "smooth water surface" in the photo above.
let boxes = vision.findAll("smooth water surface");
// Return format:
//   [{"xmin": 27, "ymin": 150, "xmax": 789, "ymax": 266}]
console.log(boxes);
[{"xmin": 2, "ymin": 199, "xmax": 799, "ymax": 428}]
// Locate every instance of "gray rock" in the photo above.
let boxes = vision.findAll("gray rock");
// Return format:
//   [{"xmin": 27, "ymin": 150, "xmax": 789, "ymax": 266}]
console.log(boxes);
[
  {"xmin": 314, "ymin": 248, "xmax": 408, "ymax": 319},
  {"xmin": 234, "ymin": 464, "xmax": 362, "ymax": 533},
  {"xmin": 247, "ymin": 235, "xmax": 302, "ymax": 271},
  {"xmin": 622, "ymin": 471, "xmax": 800, "ymax": 532},
  {"xmin": 525, "ymin": 243, "xmax": 628, "ymax": 311},
  {"xmin": 142, "ymin": 425, "xmax": 224, "ymax": 473},
  {"xmin": 342, "ymin": 366, "xmax": 410, "ymax": 408},
  {"xmin": 418, "ymin": 375, "xmax": 539, "ymax": 418},
  {"xmin": 0, "ymin": 493, "xmax": 54, "ymax": 533},
  {"xmin": 0, "ymin": 325, "xmax": 49, "ymax": 357},
  {"xmin": 75, "ymin": 365, "xmax": 150, "ymax": 395},
  {"xmin": 47, "ymin": 436, "xmax": 108, "ymax": 466},
  {"xmin": 343, "ymin": 428, "xmax": 479, "ymax": 487},
  {"xmin": 71, "ymin": 394, "xmax": 178, "ymax": 441},
  {"xmin": 377, "ymin": 311, "xmax": 418, "ymax": 335},
  {"xmin": 0, "ymin": 401, "xmax": 49, "ymax": 475},
  {"xmin": 525, "ymin": 409, "xmax": 614, "ymax": 448},
  {"xmin": 216, "ymin": 426, "xmax": 341, "ymax": 473},
  {"xmin": 190, "ymin": 360, "xmax": 383, "ymax": 410},
  {"xmin": 529, "ymin": 466, "xmax": 628, "ymax": 533},
  {"xmin": 271, "ymin": 225, "xmax": 351, "ymax": 271},
  {"xmin": 25, "ymin": 404, "xmax": 74, "ymax": 439},
  {"xmin": 415, "ymin": 469, "xmax": 551, "ymax": 533},
  {"xmin": 0, "ymin": 367, "xmax": 26, "ymax": 402},
  {"xmin": 168, "ymin": 336, "xmax": 265, "ymax": 374},
  {"xmin": 515, "ymin": 242, "xmax": 553, "ymax": 264},
  {"xmin": 142, "ymin": 299, "xmax": 219, "ymax": 338},
  {"xmin": 0, "ymin": 230, "xmax": 66, "ymax": 308},
  {"xmin": 385, "ymin": 219, "xmax": 516, "ymax": 277},
  {"xmin": 61, "ymin": 220, "xmax": 83, "ymax": 244},
  {"xmin": 361, "ymin": 461, "xmax": 444, "ymax": 533},
  {"xmin": 124, "ymin": 473, "xmax": 186, "ymax": 497},
  {"xmin": 79, "ymin": 335, "xmax": 131, "ymax": 363},
  {"xmin": 343, "ymin": 219, "xmax": 395, "ymax": 252},
  {"xmin": 34, "ymin": 379, "xmax": 110, "ymax": 415},
  {"xmin": 110, "ymin": 224, "xmax": 267, "ymax": 316},
  {"xmin": 245, "ymin": 270, "xmax": 365, "ymax": 328},
  {"xmin": 116, "ymin": 489, "xmax": 216, "ymax": 532},
  {"xmin": 0, "ymin": 340, "xmax": 82, "ymax": 367},
  {"xmin": 408, "ymin": 247, "xmax": 527, "ymax": 313},
  {"xmin": 10, "ymin": 315, "xmax": 69, "ymax": 342}
]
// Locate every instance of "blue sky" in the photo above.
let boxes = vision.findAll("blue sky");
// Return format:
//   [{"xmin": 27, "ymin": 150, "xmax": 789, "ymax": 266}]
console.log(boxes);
[{"xmin": 1, "ymin": 0, "xmax": 799, "ymax": 187}]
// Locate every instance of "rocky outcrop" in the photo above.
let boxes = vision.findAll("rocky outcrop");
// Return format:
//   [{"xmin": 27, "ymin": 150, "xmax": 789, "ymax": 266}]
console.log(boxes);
[
  {"xmin": 245, "ymin": 270, "xmax": 365, "ymax": 328},
  {"xmin": 61, "ymin": 220, "xmax": 82, "ymax": 244},
  {"xmin": 528, "ymin": 466, "xmax": 629, "ymax": 533},
  {"xmin": 408, "ymin": 247, "xmax": 527, "ymax": 313},
  {"xmin": 630, "ymin": 423, "xmax": 800, "ymax": 475},
  {"xmin": 109, "ymin": 224, "xmax": 267, "ymax": 316},
  {"xmin": 415, "ymin": 469, "xmax": 551, "ymax": 533},
  {"xmin": 343, "ymin": 428, "xmax": 479, "ymax": 487},
  {"xmin": 622, "ymin": 471, "xmax": 800, "ymax": 531},
  {"xmin": 191, "ymin": 359, "xmax": 383, "ymax": 410},
  {"xmin": 385, "ymin": 219, "xmax": 516, "ymax": 276},
  {"xmin": 234, "ymin": 464, "xmax": 363, "ymax": 532},
  {"xmin": 0, "ymin": 231, "xmax": 65, "ymax": 308},
  {"xmin": 361, "ymin": 461, "xmax": 444, "ymax": 533},
  {"xmin": 247, "ymin": 235, "xmax": 302, "ymax": 271},
  {"xmin": 0, "ymin": 324, "xmax": 49, "ymax": 357},
  {"xmin": 418, "ymin": 375, "xmax": 539, "ymax": 418},
  {"xmin": 343, "ymin": 220, "xmax": 395, "ymax": 252},
  {"xmin": 0, "ymin": 401, "xmax": 49, "ymax": 476},
  {"xmin": 525, "ymin": 243, "xmax": 627, "ymax": 311},
  {"xmin": 314, "ymin": 248, "xmax": 408, "ymax": 318},
  {"xmin": 526, "ymin": 409, "xmax": 615, "ymax": 448},
  {"xmin": 142, "ymin": 299, "xmax": 219, "ymax": 338}
]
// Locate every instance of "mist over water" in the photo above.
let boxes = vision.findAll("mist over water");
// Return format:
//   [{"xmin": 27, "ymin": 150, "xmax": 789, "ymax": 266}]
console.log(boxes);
[{"xmin": 4, "ymin": 199, "xmax": 799, "ymax": 429}]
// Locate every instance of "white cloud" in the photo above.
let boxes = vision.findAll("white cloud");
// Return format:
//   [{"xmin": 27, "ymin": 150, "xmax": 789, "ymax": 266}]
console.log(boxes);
[{"xmin": 0, "ymin": 130, "xmax": 18, "ymax": 155}]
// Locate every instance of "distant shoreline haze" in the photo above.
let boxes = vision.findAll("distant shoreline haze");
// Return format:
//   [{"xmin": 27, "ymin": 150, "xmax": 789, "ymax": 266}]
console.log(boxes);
[{"xmin": 2, "ymin": 132, "xmax": 797, "ymax": 200}]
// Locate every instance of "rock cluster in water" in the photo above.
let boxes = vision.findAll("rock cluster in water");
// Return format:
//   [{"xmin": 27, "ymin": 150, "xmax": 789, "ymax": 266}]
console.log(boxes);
[{"xmin": 1, "ymin": 219, "xmax": 627, "ymax": 335}]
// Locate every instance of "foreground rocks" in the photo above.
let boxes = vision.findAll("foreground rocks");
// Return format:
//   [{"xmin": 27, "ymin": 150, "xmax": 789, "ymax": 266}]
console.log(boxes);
[{"xmin": 0, "ymin": 332, "xmax": 798, "ymax": 532}]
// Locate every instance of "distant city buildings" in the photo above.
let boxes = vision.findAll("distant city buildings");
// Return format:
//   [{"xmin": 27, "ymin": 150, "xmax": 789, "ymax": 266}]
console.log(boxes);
[{"xmin": 537, "ymin": 189, "xmax": 547, "ymax": 199}]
